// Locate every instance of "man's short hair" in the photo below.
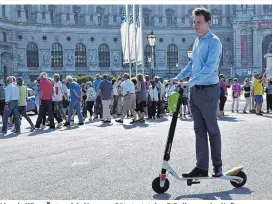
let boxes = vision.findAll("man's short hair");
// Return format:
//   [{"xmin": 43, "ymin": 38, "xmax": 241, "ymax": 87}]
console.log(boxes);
[
  {"xmin": 11, "ymin": 76, "xmax": 16, "ymax": 82},
  {"xmin": 53, "ymin": 73, "xmax": 60, "ymax": 82},
  {"xmin": 103, "ymin": 74, "xmax": 108, "ymax": 80},
  {"xmin": 40, "ymin": 72, "xmax": 48, "ymax": 79},
  {"xmin": 6, "ymin": 76, "xmax": 13, "ymax": 84},
  {"xmin": 123, "ymin": 73, "xmax": 130, "ymax": 79},
  {"xmin": 66, "ymin": 75, "xmax": 73, "ymax": 81},
  {"xmin": 96, "ymin": 74, "xmax": 101, "ymax": 79},
  {"xmin": 192, "ymin": 7, "xmax": 211, "ymax": 22}
]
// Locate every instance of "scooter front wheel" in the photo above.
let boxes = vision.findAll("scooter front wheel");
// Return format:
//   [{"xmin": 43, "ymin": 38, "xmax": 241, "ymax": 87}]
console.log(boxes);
[
  {"xmin": 230, "ymin": 171, "xmax": 247, "ymax": 188},
  {"xmin": 152, "ymin": 177, "xmax": 170, "ymax": 194}
]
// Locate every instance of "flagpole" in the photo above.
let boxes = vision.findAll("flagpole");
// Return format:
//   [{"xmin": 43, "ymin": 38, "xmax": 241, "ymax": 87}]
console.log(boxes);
[
  {"xmin": 128, "ymin": 5, "xmax": 132, "ymax": 78},
  {"xmin": 134, "ymin": 5, "xmax": 137, "ymax": 76}
]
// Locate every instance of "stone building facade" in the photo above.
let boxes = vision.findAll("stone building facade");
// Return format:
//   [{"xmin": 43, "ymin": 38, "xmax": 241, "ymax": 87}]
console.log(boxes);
[{"xmin": 0, "ymin": 4, "xmax": 272, "ymax": 84}]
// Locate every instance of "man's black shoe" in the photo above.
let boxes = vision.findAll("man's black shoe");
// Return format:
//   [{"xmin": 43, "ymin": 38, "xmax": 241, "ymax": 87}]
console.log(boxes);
[
  {"xmin": 182, "ymin": 167, "xmax": 209, "ymax": 178},
  {"xmin": 212, "ymin": 165, "xmax": 223, "ymax": 177},
  {"xmin": 63, "ymin": 122, "xmax": 70, "ymax": 126},
  {"xmin": 77, "ymin": 122, "xmax": 84, "ymax": 125}
]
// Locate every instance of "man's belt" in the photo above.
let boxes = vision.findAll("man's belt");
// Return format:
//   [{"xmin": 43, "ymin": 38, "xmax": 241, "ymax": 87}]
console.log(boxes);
[{"xmin": 194, "ymin": 83, "xmax": 218, "ymax": 89}]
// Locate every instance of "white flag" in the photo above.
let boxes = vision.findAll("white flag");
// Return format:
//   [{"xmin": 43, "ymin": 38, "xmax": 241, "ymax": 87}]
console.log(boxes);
[
  {"xmin": 129, "ymin": 5, "xmax": 136, "ymax": 63},
  {"xmin": 136, "ymin": 5, "xmax": 143, "ymax": 66},
  {"xmin": 120, "ymin": 5, "xmax": 130, "ymax": 64}
]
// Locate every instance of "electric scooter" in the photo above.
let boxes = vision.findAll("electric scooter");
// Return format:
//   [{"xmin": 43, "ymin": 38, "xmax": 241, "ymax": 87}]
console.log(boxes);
[{"xmin": 152, "ymin": 87, "xmax": 247, "ymax": 194}]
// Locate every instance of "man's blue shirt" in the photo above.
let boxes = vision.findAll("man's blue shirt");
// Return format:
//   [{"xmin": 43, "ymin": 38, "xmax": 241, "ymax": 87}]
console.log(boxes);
[
  {"xmin": 176, "ymin": 30, "xmax": 222, "ymax": 86},
  {"xmin": 93, "ymin": 79, "xmax": 102, "ymax": 96},
  {"xmin": 69, "ymin": 81, "xmax": 81, "ymax": 102}
]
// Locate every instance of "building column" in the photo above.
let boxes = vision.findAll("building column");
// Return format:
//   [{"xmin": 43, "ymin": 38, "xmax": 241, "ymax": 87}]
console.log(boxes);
[
  {"xmin": 36, "ymin": 5, "xmax": 43, "ymax": 23},
  {"xmin": 69, "ymin": 6, "xmax": 75, "ymax": 25},
  {"xmin": 61, "ymin": 5, "xmax": 66, "ymax": 25},
  {"xmin": 161, "ymin": 5, "xmax": 167, "ymax": 27},
  {"xmin": 252, "ymin": 26, "xmax": 259, "ymax": 68},
  {"xmin": 93, "ymin": 6, "xmax": 99, "ymax": 25},
  {"xmin": 222, "ymin": 5, "xmax": 227, "ymax": 25},
  {"xmin": 108, "ymin": 6, "xmax": 113, "ymax": 26},
  {"xmin": 20, "ymin": 5, "xmax": 26, "ymax": 22},
  {"xmin": 177, "ymin": 5, "xmax": 183, "ymax": 27},
  {"xmin": 85, "ymin": 5, "xmax": 91, "ymax": 25},
  {"xmin": 154, "ymin": 5, "xmax": 160, "ymax": 27},
  {"xmin": 229, "ymin": 5, "xmax": 233, "ymax": 17},
  {"xmin": 45, "ymin": 5, "xmax": 51, "ymax": 24},
  {"xmin": 234, "ymin": 28, "xmax": 242, "ymax": 69},
  {"xmin": 184, "ymin": 5, "xmax": 189, "ymax": 26},
  {"xmin": 5, "ymin": 5, "xmax": 11, "ymax": 20}
]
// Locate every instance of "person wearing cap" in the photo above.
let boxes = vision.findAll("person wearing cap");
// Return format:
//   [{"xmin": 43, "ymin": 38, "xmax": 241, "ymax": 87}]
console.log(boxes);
[{"xmin": 174, "ymin": 8, "xmax": 223, "ymax": 177}]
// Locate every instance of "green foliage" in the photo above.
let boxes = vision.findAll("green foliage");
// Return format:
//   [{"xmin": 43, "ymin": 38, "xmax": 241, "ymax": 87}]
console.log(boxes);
[{"xmin": 75, "ymin": 75, "xmax": 94, "ymax": 85}]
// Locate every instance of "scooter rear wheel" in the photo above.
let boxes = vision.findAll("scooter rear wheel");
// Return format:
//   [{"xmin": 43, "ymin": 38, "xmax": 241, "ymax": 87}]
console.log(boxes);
[
  {"xmin": 152, "ymin": 177, "xmax": 170, "ymax": 194},
  {"xmin": 230, "ymin": 171, "xmax": 247, "ymax": 188}
]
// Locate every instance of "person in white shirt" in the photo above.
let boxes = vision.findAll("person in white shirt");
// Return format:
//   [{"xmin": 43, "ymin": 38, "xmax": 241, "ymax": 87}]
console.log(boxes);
[
  {"xmin": 0, "ymin": 76, "xmax": 21, "ymax": 134},
  {"xmin": 115, "ymin": 73, "xmax": 137, "ymax": 123},
  {"xmin": 53, "ymin": 74, "xmax": 67, "ymax": 128}
]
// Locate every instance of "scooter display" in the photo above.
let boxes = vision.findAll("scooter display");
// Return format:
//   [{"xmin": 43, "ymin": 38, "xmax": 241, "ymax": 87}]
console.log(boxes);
[{"xmin": 152, "ymin": 87, "xmax": 247, "ymax": 194}]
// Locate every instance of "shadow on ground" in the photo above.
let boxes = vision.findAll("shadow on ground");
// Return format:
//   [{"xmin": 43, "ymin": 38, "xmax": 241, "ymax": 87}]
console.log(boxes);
[{"xmin": 153, "ymin": 187, "xmax": 253, "ymax": 200}]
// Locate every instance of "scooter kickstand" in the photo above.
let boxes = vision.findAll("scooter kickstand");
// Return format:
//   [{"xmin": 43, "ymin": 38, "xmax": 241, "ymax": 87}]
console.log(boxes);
[{"xmin": 187, "ymin": 179, "xmax": 200, "ymax": 186}]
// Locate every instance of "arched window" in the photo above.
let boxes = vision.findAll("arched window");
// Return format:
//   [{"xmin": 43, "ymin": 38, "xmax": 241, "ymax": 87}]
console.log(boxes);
[
  {"xmin": 27, "ymin": 42, "xmax": 39, "ymax": 67},
  {"xmin": 144, "ymin": 44, "xmax": 156, "ymax": 69},
  {"xmin": 75, "ymin": 43, "xmax": 87, "ymax": 67},
  {"xmin": 51, "ymin": 43, "xmax": 63, "ymax": 67},
  {"xmin": 99, "ymin": 44, "xmax": 110, "ymax": 67},
  {"xmin": 167, "ymin": 44, "xmax": 178, "ymax": 67}
]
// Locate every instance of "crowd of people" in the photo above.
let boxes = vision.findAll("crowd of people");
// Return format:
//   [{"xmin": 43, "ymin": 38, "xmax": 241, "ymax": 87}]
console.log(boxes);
[
  {"xmin": 0, "ymin": 71, "xmax": 271, "ymax": 134},
  {"xmin": 217, "ymin": 72, "xmax": 272, "ymax": 117}
]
